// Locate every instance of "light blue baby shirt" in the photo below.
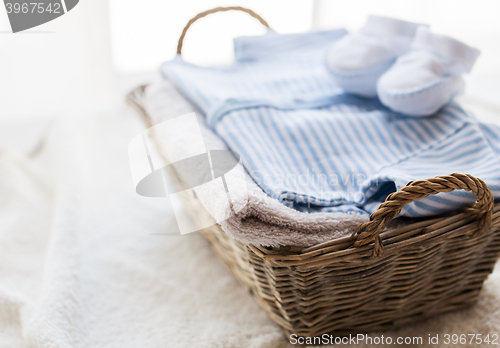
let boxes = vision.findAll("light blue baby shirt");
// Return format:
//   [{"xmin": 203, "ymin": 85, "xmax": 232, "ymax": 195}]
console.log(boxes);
[{"xmin": 161, "ymin": 29, "xmax": 500, "ymax": 217}]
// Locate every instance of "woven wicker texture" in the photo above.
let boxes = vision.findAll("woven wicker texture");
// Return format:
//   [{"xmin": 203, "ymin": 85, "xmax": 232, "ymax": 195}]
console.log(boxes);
[
  {"xmin": 354, "ymin": 173, "xmax": 494, "ymax": 257},
  {"xmin": 129, "ymin": 7, "xmax": 500, "ymax": 339}
]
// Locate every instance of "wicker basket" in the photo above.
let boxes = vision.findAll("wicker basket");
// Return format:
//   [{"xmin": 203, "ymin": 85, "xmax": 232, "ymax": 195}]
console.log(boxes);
[{"xmin": 128, "ymin": 7, "xmax": 500, "ymax": 343}]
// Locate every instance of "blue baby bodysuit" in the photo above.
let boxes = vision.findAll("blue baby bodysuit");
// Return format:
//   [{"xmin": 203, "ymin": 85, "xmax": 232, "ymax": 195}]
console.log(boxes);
[{"xmin": 161, "ymin": 29, "xmax": 500, "ymax": 217}]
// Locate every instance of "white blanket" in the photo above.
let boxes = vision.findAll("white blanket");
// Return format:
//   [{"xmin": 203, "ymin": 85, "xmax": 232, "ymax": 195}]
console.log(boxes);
[{"xmin": 1, "ymin": 102, "xmax": 499, "ymax": 348}]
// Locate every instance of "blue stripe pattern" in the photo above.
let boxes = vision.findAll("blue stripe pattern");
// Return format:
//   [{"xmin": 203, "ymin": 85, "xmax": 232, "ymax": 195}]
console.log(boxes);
[{"xmin": 161, "ymin": 29, "xmax": 500, "ymax": 217}]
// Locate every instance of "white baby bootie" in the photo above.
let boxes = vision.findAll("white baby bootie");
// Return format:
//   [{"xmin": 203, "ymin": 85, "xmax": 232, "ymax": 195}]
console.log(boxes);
[
  {"xmin": 377, "ymin": 26, "xmax": 480, "ymax": 116},
  {"xmin": 326, "ymin": 15, "xmax": 425, "ymax": 97}
]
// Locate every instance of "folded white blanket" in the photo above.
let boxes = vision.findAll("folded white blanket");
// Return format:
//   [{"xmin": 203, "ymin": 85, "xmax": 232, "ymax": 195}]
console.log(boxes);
[{"xmin": 144, "ymin": 79, "xmax": 369, "ymax": 247}]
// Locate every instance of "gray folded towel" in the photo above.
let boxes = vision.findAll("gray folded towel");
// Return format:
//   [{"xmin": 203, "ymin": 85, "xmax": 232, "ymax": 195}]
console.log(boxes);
[{"xmin": 143, "ymin": 79, "xmax": 368, "ymax": 247}]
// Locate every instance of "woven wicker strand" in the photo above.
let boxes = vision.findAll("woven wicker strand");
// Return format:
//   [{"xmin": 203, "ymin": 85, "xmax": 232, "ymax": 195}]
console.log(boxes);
[
  {"xmin": 353, "ymin": 173, "xmax": 494, "ymax": 257},
  {"xmin": 127, "ymin": 84, "xmax": 500, "ymax": 344},
  {"xmin": 176, "ymin": 6, "xmax": 270, "ymax": 55}
]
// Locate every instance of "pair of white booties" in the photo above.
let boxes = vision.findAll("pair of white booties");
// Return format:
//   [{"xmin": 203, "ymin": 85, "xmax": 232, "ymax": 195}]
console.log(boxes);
[{"xmin": 326, "ymin": 16, "xmax": 480, "ymax": 116}]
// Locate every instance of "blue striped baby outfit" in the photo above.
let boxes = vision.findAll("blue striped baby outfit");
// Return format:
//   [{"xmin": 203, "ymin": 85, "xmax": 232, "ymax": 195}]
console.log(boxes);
[{"xmin": 161, "ymin": 29, "xmax": 500, "ymax": 217}]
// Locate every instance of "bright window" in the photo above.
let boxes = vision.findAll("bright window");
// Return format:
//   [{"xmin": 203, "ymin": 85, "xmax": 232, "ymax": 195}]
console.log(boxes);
[{"xmin": 108, "ymin": 0, "xmax": 314, "ymax": 72}]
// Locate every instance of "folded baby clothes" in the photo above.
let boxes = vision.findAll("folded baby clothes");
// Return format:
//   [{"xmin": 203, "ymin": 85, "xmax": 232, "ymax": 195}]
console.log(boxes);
[
  {"xmin": 325, "ymin": 16, "xmax": 424, "ymax": 97},
  {"xmin": 161, "ymin": 29, "xmax": 500, "ymax": 218},
  {"xmin": 143, "ymin": 79, "xmax": 368, "ymax": 247},
  {"xmin": 164, "ymin": 29, "xmax": 348, "ymax": 128},
  {"xmin": 377, "ymin": 26, "xmax": 481, "ymax": 116}
]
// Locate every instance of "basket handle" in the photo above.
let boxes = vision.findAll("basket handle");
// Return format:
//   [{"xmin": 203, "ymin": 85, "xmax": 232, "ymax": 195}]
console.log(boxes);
[
  {"xmin": 352, "ymin": 173, "xmax": 494, "ymax": 257},
  {"xmin": 176, "ymin": 6, "xmax": 271, "ymax": 55}
]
